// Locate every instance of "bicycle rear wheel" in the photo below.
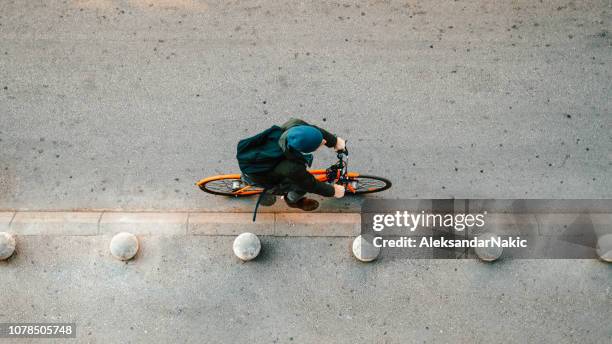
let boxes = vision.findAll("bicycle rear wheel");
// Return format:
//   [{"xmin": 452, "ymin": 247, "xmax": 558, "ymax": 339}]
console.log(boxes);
[
  {"xmin": 196, "ymin": 175, "xmax": 264, "ymax": 197},
  {"xmin": 347, "ymin": 175, "xmax": 392, "ymax": 194}
]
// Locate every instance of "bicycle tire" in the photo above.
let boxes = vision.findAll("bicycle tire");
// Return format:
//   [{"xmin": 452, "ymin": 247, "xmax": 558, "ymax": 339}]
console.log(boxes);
[
  {"xmin": 197, "ymin": 175, "xmax": 264, "ymax": 197},
  {"xmin": 348, "ymin": 174, "xmax": 392, "ymax": 194}
]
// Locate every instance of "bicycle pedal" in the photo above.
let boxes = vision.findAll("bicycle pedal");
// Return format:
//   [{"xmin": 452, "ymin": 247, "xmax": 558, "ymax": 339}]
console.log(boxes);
[{"xmin": 231, "ymin": 181, "xmax": 242, "ymax": 191}]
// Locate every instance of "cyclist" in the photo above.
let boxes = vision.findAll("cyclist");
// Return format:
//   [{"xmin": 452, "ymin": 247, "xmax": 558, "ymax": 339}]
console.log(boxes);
[{"xmin": 244, "ymin": 118, "xmax": 346, "ymax": 211}]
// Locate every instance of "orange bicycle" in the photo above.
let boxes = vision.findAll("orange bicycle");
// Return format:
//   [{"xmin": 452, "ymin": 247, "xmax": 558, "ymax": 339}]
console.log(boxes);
[{"xmin": 196, "ymin": 147, "xmax": 391, "ymax": 197}]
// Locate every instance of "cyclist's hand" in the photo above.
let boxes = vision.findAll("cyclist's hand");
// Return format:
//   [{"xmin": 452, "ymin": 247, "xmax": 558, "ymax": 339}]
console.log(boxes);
[
  {"xmin": 334, "ymin": 137, "xmax": 346, "ymax": 152},
  {"xmin": 333, "ymin": 184, "xmax": 345, "ymax": 198}
]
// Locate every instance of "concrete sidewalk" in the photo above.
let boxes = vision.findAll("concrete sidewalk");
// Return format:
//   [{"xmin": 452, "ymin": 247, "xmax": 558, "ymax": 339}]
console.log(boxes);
[
  {"xmin": 1, "ymin": 210, "xmax": 611, "ymax": 343},
  {"xmin": 1, "ymin": 235, "xmax": 611, "ymax": 343}
]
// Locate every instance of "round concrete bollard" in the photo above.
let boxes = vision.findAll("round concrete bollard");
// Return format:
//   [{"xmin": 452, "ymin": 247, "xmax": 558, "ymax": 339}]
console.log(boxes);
[
  {"xmin": 0, "ymin": 232, "xmax": 16, "ymax": 260},
  {"xmin": 233, "ymin": 232, "xmax": 261, "ymax": 261},
  {"xmin": 352, "ymin": 235, "xmax": 380, "ymax": 262},
  {"xmin": 474, "ymin": 233, "xmax": 503, "ymax": 262},
  {"xmin": 596, "ymin": 234, "xmax": 612, "ymax": 263},
  {"xmin": 109, "ymin": 232, "xmax": 139, "ymax": 261}
]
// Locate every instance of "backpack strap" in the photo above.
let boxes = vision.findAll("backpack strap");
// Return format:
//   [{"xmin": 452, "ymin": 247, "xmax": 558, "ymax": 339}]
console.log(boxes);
[{"xmin": 252, "ymin": 188, "xmax": 268, "ymax": 222}]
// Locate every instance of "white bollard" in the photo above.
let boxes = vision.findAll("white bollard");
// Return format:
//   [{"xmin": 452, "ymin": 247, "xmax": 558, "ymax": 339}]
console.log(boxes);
[
  {"xmin": 352, "ymin": 235, "xmax": 380, "ymax": 262},
  {"xmin": 233, "ymin": 232, "xmax": 261, "ymax": 261},
  {"xmin": 474, "ymin": 233, "xmax": 503, "ymax": 262},
  {"xmin": 0, "ymin": 232, "xmax": 16, "ymax": 260},
  {"xmin": 596, "ymin": 234, "xmax": 612, "ymax": 263},
  {"xmin": 109, "ymin": 232, "xmax": 139, "ymax": 261}
]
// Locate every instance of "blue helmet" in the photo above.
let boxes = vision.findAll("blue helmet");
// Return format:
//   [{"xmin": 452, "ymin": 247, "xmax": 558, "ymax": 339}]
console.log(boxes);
[{"xmin": 286, "ymin": 125, "xmax": 323, "ymax": 153}]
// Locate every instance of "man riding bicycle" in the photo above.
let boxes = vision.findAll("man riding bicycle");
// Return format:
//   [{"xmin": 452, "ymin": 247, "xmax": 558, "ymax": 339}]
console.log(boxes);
[{"xmin": 239, "ymin": 118, "xmax": 346, "ymax": 211}]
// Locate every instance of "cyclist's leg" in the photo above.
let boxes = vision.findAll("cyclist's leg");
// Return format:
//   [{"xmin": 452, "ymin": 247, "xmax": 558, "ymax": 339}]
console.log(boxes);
[
  {"xmin": 280, "ymin": 183, "xmax": 318, "ymax": 211},
  {"xmin": 259, "ymin": 193, "xmax": 277, "ymax": 206},
  {"xmin": 272, "ymin": 179, "xmax": 305, "ymax": 202},
  {"xmin": 241, "ymin": 173, "xmax": 277, "ymax": 206},
  {"xmin": 286, "ymin": 189, "xmax": 306, "ymax": 203}
]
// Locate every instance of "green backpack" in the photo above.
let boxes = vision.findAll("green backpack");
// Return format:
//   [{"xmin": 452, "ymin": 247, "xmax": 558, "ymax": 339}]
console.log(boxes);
[{"xmin": 236, "ymin": 125, "xmax": 285, "ymax": 176}]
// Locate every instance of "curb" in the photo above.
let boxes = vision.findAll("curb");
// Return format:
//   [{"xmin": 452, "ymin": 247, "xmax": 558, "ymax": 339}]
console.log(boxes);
[
  {"xmin": 10, "ymin": 211, "xmax": 99, "ymax": 236},
  {"xmin": 0, "ymin": 211, "xmax": 361, "ymax": 237},
  {"xmin": 2, "ymin": 211, "xmax": 610, "ymax": 238},
  {"xmin": 0, "ymin": 212, "xmax": 15, "ymax": 232},
  {"xmin": 275, "ymin": 213, "xmax": 360, "ymax": 237},
  {"xmin": 189, "ymin": 213, "xmax": 275, "ymax": 236},
  {"xmin": 100, "ymin": 212, "xmax": 188, "ymax": 236}
]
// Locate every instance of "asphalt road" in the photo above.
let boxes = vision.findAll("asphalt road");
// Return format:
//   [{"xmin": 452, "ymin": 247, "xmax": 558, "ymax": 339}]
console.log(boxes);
[
  {"xmin": 0, "ymin": 0, "xmax": 610, "ymax": 211},
  {"xmin": 1, "ymin": 235, "xmax": 611, "ymax": 343},
  {"xmin": 1, "ymin": 3, "xmax": 611, "ymax": 342}
]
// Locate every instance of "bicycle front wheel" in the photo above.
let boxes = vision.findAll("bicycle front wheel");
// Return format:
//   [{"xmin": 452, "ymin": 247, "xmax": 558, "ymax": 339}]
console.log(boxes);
[{"xmin": 347, "ymin": 175, "xmax": 392, "ymax": 194}]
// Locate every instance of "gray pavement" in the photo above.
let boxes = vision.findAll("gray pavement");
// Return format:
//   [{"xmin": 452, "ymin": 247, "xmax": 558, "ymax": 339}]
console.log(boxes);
[
  {"xmin": 1, "ymin": 1, "xmax": 611, "ymax": 343},
  {"xmin": 1, "ymin": 0, "xmax": 610, "ymax": 211},
  {"xmin": 1, "ymin": 235, "xmax": 611, "ymax": 343}
]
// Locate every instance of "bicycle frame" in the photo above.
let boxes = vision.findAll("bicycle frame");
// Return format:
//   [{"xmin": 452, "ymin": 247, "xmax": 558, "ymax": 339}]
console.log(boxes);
[{"xmin": 195, "ymin": 149, "xmax": 360, "ymax": 196}]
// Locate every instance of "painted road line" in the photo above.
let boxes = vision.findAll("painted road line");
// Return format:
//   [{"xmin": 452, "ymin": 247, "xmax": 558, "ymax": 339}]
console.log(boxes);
[
  {"xmin": 99, "ymin": 212, "xmax": 188, "ymax": 236},
  {"xmin": 188, "ymin": 212, "xmax": 274, "ymax": 236},
  {"xmin": 275, "ymin": 213, "xmax": 360, "ymax": 237},
  {"xmin": 10, "ymin": 211, "xmax": 101, "ymax": 235}
]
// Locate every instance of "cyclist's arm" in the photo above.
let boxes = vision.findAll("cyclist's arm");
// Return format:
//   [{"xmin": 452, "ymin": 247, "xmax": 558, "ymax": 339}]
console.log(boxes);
[
  {"xmin": 280, "ymin": 118, "xmax": 338, "ymax": 148},
  {"xmin": 286, "ymin": 163, "xmax": 335, "ymax": 197}
]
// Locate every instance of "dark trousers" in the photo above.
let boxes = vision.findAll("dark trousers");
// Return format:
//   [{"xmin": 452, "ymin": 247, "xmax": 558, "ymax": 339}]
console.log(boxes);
[{"xmin": 243, "ymin": 174, "xmax": 306, "ymax": 203}]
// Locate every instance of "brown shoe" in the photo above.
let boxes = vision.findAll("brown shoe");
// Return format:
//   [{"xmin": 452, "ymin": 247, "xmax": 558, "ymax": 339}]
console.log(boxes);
[{"xmin": 284, "ymin": 197, "xmax": 319, "ymax": 211}]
